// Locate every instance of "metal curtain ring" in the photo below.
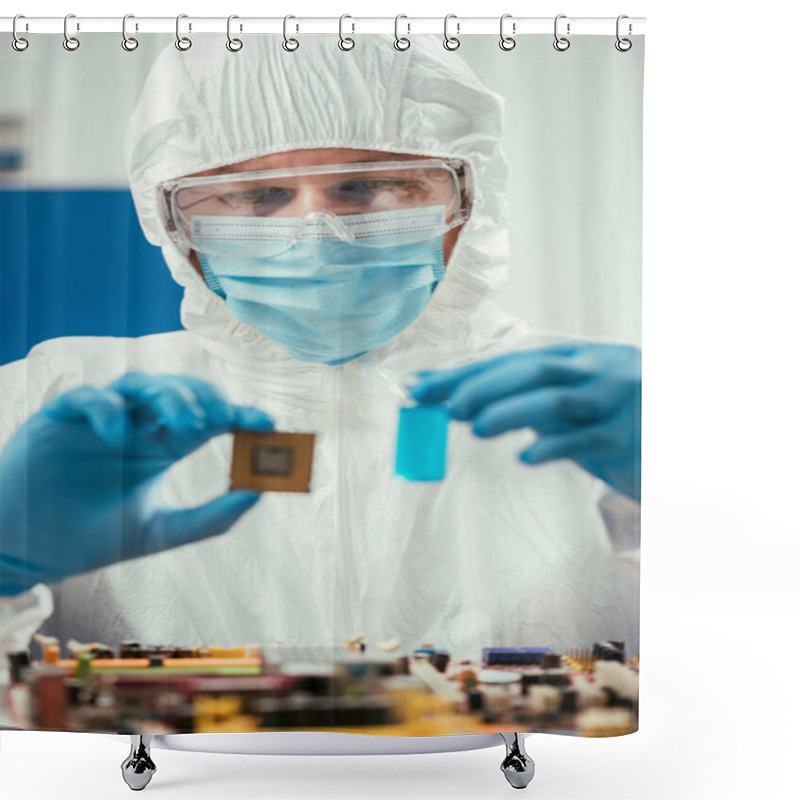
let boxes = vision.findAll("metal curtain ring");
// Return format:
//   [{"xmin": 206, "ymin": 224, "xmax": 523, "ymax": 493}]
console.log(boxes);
[
  {"xmin": 443, "ymin": 14, "xmax": 460, "ymax": 51},
  {"xmin": 615, "ymin": 14, "xmax": 632, "ymax": 51},
  {"xmin": 283, "ymin": 15, "xmax": 299, "ymax": 51},
  {"xmin": 499, "ymin": 14, "xmax": 516, "ymax": 51},
  {"xmin": 175, "ymin": 14, "xmax": 192, "ymax": 50},
  {"xmin": 63, "ymin": 14, "xmax": 80, "ymax": 51},
  {"xmin": 553, "ymin": 14, "xmax": 570, "ymax": 51},
  {"xmin": 394, "ymin": 14, "xmax": 410, "ymax": 50},
  {"xmin": 122, "ymin": 14, "xmax": 138, "ymax": 51},
  {"xmin": 12, "ymin": 15, "xmax": 29, "ymax": 51},
  {"xmin": 338, "ymin": 14, "xmax": 355, "ymax": 50},
  {"xmin": 227, "ymin": 15, "xmax": 243, "ymax": 51}
]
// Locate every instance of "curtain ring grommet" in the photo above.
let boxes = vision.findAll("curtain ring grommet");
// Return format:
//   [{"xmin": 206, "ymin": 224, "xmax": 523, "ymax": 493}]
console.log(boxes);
[
  {"xmin": 283, "ymin": 15, "xmax": 299, "ymax": 51},
  {"xmin": 122, "ymin": 14, "xmax": 139, "ymax": 51},
  {"xmin": 553, "ymin": 14, "xmax": 570, "ymax": 52},
  {"xmin": 175, "ymin": 14, "xmax": 192, "ymax": 50},
  {"xmin": 499, "ymin": 13, "xmax": 516, "ymax": 51},
  {"xmin": 443, "ymin": 14, "xmax": 460, "ymax": 51},
  {"xmin": 12, "ymin": 15, "xmax": 29, "ymax": 52},
  {"xmin": 338, "ymin": 14, "xmax": 355, "ymax": 51},
  {"xmin": 63, "ymin": 13, "xmax": 80, "ymax": 51},
  {"xmin": 615, "ymin": 14, "xmax": 632, "ymax": 51},
  {"xmin": 394, "ymin": 14, "xmax": 410, "ymax": 51},
  {"xmin": 226, "ymin": 15, "xmax": 243, "ymax": 52}
]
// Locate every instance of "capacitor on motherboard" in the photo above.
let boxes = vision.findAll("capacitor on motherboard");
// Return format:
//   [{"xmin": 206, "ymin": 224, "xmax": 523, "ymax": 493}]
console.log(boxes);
[
  {"xmin": 543, "ymin": 669, "xmax": 571, "ymax": 688},
  {"xmin": 64, "ymin": 678, "xmax": 85, "ymax": 706},
  {"xmin": 34, "ymin": 633, "xmax": 60, "ymax": 663},
  {"xmin": 35, "ymin": 668, "xmax": 67, "ymax": 730},
  {"xmin": 120, "ymin": 641, "xmax": 142, "ymax": 659},
  {"xmin": 457, "ymin": 668, "xmax": 479, "ymax": 691},
  {"xmin": 346, "ymin": 634, "xmax": 367, "ymax": 654},
  {"xmin": 541, "ymin": 653, "xmax": 562, "ymax": 669},
  {"xmin": 431, "ymin": 651, "xmax": 451, "ymax": 673},
  {"xmin": 7, "ymin": 651, "xmax": 31, "ymax": 683},
  {"xmin": 42, "ymin": 644, "xmax": 60, "ymax": 665},
  {"xmin": 561, "ymin": 688, "xmax": 579, "ymax": 713},
  {"xmin": 76, "ymin": 652, "xmax": 93, "ymax": 681},
  {"xmin": 593, "ymin": 641, "xmax": 625, "ymax": 663},
  {"xmin": 466, "ymin": 689, "xmax": 485, "ymax": 711}
]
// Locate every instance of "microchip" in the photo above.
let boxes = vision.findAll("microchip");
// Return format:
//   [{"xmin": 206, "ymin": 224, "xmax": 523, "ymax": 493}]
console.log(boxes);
[
  {"xmin": 231, "ymin": 430, "xmax": 315, "ymax": 493},
  {"xmin": 251, "ymin": 445, "xmax": 294, "ymax": 477}
]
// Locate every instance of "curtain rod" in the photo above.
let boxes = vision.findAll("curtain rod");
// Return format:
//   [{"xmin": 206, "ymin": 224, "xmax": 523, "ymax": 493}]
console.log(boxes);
[{"xmin": 1, "ymin": 16, "xmax": 646, "ymax": 36}]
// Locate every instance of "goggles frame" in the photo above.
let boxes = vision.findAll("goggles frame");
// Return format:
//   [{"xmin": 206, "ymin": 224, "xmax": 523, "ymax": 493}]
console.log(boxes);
[{"xmin": 157, "ymin": 158, "xmax": 473, "ymax": 253}]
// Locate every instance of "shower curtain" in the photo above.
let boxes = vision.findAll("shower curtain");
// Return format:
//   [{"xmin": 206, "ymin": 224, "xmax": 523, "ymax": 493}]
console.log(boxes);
[{"xmin": 0, "ymin": 28, "xmax": 643, "ymax": 740}]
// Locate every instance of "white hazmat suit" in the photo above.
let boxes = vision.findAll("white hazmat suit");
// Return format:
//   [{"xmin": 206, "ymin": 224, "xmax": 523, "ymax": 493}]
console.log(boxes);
[{"xmin": 0, "ymin": 36, "xmax": 640, "ymax": 700}]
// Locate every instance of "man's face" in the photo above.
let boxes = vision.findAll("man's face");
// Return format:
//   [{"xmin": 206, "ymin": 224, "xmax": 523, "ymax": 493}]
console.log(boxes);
[{"xmin": 185, "ymin": 147, "xmax": 464, "ymax": 277}]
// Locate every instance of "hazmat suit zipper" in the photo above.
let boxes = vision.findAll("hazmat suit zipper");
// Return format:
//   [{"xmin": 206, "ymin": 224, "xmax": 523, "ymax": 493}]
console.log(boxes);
[{"xmin": 330, "ymin": 363, "xmax": 354, "ymax": 644}]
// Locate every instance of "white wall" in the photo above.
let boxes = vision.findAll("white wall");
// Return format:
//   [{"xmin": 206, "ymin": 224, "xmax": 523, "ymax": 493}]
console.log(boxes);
[
  {"xmin": 468, "ymin": 35, "xmax": 643, "ymax": 345},
  {"xmin": 0, "ymin": 34, "xmax": 168, "ymax": 187}
]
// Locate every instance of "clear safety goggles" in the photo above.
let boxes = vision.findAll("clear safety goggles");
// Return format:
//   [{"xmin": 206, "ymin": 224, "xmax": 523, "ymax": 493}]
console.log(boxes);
[{"xmin": 157, "ymin": 158, "xmax": 473, "ymax": 258}]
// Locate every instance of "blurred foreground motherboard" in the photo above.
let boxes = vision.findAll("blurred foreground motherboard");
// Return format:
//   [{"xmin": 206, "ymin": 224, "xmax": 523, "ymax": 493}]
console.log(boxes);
[{"xmin": 4, "ymin": 638, "xmax": 638, "ymax": 737}]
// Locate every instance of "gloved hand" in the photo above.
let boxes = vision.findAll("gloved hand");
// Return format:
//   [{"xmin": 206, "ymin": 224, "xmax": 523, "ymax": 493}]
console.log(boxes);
[
  {"xmin": 0, "ymin": 372, "xmax": 274, "ymax": 596},
  {"xmin": 409, "ymin": 343, "xmax": 641, "ymax": 501}
]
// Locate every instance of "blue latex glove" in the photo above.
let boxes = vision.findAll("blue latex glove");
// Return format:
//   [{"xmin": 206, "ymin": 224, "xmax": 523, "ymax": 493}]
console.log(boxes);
[
  {"xmin": 409, "ymin": 343, "xmax": 641, "ymax": 501},
  {"xmin": 0, "ymin": 372, "xmax": 274, "ymax": 596}
]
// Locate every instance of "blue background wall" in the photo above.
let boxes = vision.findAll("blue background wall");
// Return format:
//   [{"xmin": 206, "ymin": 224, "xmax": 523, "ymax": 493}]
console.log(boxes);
[{"xmin": 0, "ymin": 189, "xmax": 182, "ymax": 365}]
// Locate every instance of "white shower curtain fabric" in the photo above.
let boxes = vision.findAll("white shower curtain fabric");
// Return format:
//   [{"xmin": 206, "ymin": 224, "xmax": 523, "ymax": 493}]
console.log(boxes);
[{"xmin": 0, "ymin": 32, "xmax": 643, "ymax": 738}]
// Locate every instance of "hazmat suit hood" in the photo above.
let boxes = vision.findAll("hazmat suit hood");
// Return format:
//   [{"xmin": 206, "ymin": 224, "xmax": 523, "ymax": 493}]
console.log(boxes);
[{"xmin": 126, "ymin": 34, "xmax": 523, "ymax": 369}]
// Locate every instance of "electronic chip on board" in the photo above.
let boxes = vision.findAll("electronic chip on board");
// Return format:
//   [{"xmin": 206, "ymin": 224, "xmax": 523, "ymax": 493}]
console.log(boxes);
[{"xmin": 230, "ymin": 430, "xmax": 315, "ymax": 493}]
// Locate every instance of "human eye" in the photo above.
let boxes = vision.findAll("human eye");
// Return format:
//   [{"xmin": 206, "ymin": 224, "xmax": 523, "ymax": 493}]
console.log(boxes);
[
  {"xmin": 216, "ymin": 185, "xmax": 294, "ymax": 216},
  {"xmin": 330, "ymin": 177, "xmax": 431, "ymax": 209}
]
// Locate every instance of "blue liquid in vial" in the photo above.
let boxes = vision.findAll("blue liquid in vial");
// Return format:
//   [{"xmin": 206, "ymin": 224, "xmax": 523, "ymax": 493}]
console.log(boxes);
[{"xmin": 395, "ymin": 404, "xmax": 449, "ymax": 481}]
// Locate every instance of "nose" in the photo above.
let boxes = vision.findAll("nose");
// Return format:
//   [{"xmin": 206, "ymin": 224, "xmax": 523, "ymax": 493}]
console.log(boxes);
[
  {"xmin": 294, "ymin": 210, "xmax": 355, "ymax": 243},
  {"xmin": 291, "ymin": 184, "xmax": 336, "ymax": 216}
]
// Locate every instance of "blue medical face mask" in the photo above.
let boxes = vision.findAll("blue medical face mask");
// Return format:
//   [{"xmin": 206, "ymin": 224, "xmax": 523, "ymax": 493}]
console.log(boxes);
[{"xmin": 194, "ymin": 207, "xmax": 447, "ymax": 365}]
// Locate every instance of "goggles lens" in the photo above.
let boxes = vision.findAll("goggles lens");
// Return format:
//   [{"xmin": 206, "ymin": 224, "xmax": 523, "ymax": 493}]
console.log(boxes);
[{"xmin": 161, "ymin": 160, "xmax": 470, "ymax": 257}]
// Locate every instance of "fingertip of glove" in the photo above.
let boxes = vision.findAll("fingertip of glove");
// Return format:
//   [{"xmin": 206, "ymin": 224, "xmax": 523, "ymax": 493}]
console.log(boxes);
[
  {"xmin": 236, "ymin": 407, "xmax": 275, "ymax": 431},
  {"xmin": 229, "ymin": 489, "xmax": 262, "ymax": 507},
  {"xmin": 449, "ymin": 404, "xmax": 469, "ymax": 421},
  {"xmin": 471, "ymin": 420, "xmax": 489, "ymax": 436},
  {"xmin": 407, "ymin": 382, "xmax": 427, "ymax": 400}
]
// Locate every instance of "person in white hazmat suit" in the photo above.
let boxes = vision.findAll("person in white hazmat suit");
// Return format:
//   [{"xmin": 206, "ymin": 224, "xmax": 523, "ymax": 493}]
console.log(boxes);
[{"xmin": 0, "ymin": 36, "xmax": 641, "ymax": 701}]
